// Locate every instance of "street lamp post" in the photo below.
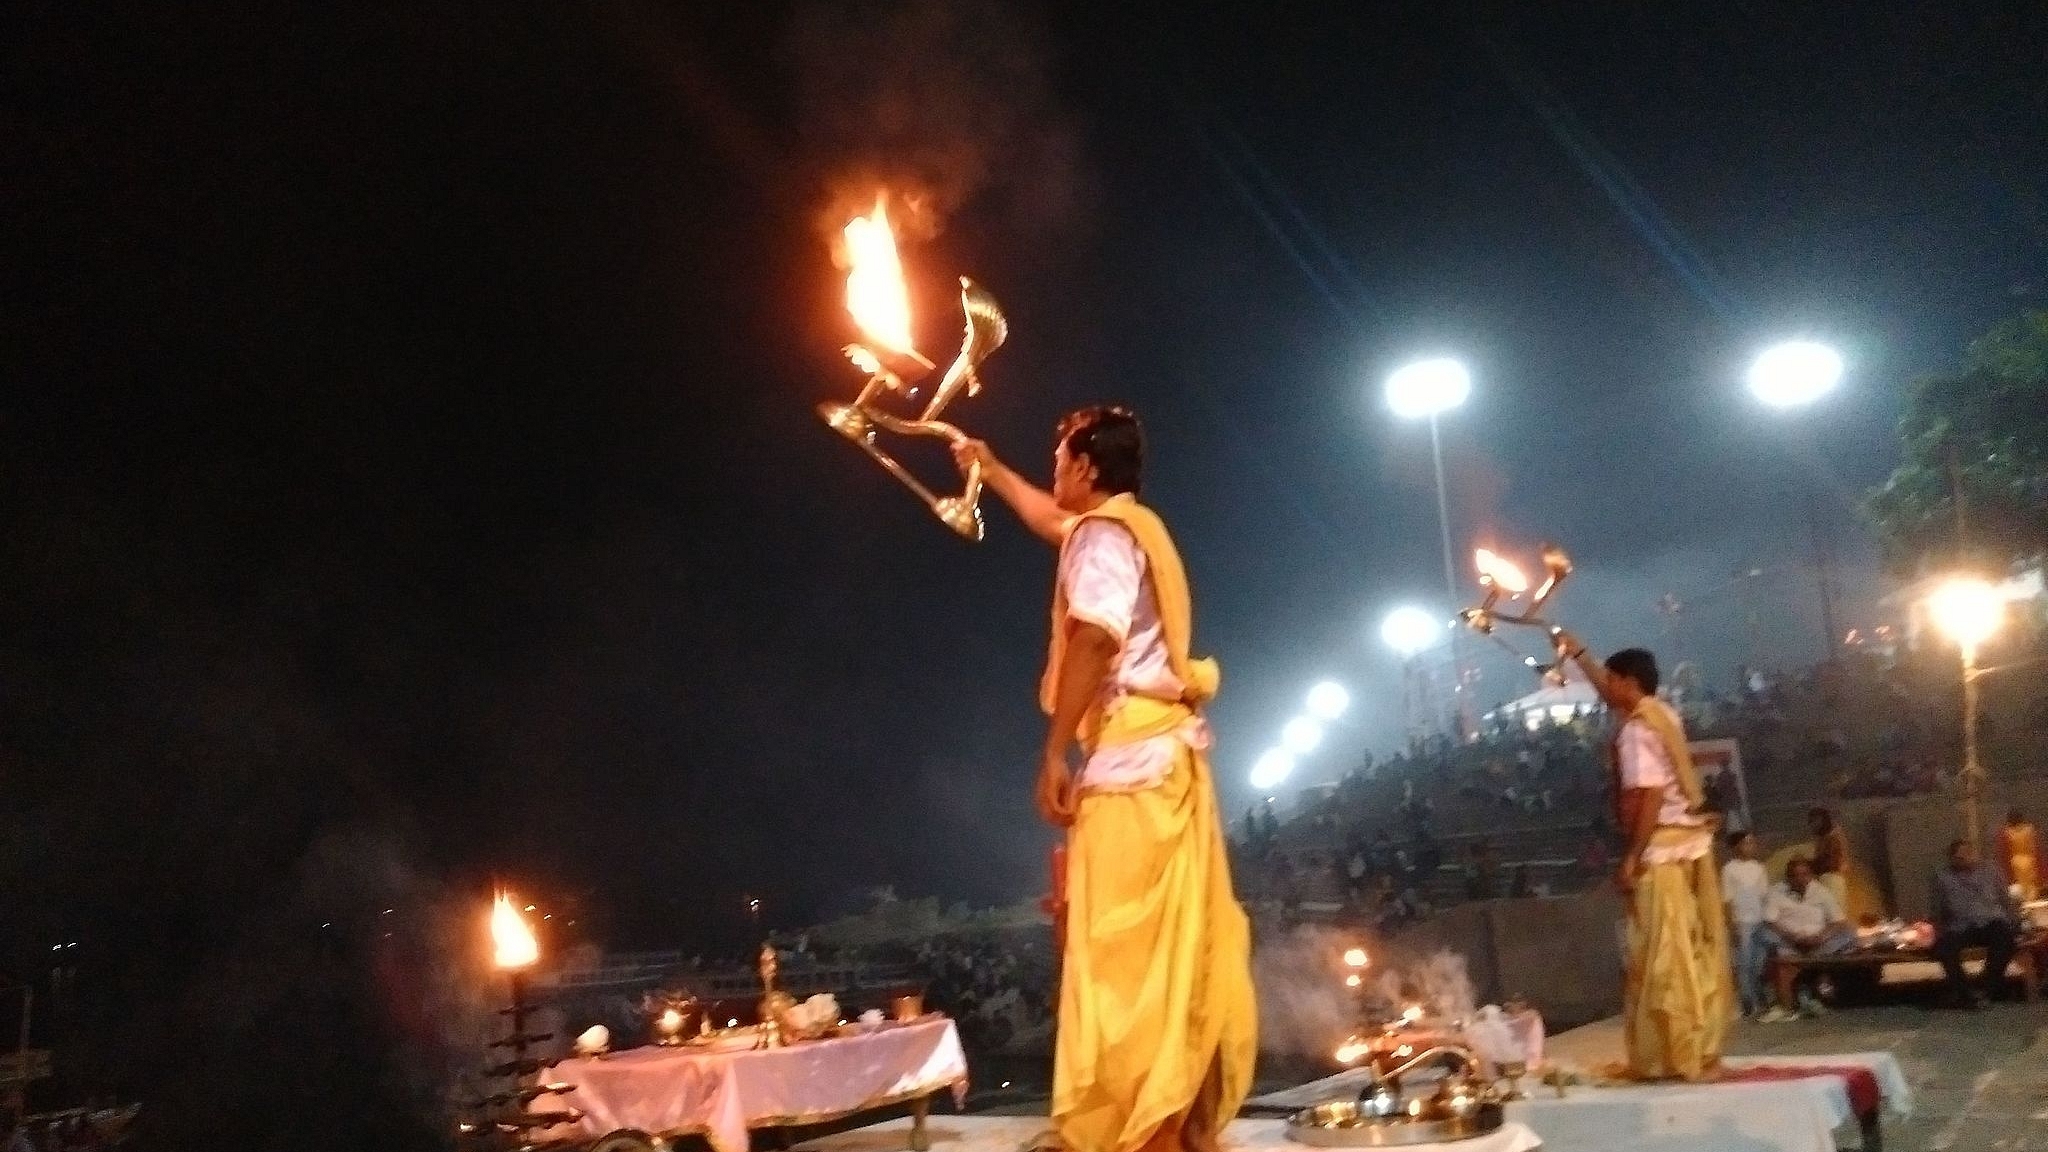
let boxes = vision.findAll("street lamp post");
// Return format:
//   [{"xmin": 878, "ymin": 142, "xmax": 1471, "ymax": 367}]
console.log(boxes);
[
  {"xmin": 1927, "ymin": 578, "xmax": 2004, "ymax": 849},
  {"xmin": 1746, "ymin": 340, "xmax": 1846, "ymax": 664},
  {"xmin": 1381, "ymin": 605, "xmax": 1446, "ymax": 745},
  {"xmin": 1386, "ymin": 358, "xmax": 1473, "ymax": 737}
]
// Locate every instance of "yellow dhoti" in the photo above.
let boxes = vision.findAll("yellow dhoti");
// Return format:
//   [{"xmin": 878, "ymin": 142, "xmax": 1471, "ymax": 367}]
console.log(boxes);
[
  {"xmin": 1624, "ymin": 827, "xmax": 1734, "ymax": 1081},
  {"xmin": 1054, "ymin": 699, "xmax": 1258, "ymax": 1152}
]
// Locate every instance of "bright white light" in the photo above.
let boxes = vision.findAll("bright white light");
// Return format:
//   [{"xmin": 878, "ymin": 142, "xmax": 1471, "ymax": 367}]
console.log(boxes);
[
  {"xmin": 1385, "ymin": 358, "xmax": 1472, "ymax": 420},
  {"xmin": 1380, "ymin": 606, "xmax": 1443, "ymax": 656},
  {"xmin": 1927, "ymin": 577, "xmax": 2004, "ymax": 651},
  {"xmin": 1306, "ymin": 680, "xmax": 1351, "ymax": 720},
  {"xmin": 1281, "ymin": 716, "xmax": 1325, "ymax": 755},
  {"xmin": 1249, "ymin": 749, "xmax": 1296, "ymax": 790},
  {"xmin": 1747, "ymin": 341, "xmax": 1843, "ymax": 409}
]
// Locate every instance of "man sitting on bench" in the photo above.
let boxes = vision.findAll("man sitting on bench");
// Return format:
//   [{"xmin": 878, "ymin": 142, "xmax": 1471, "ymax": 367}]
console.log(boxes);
[
  {"xmin": 1760, "ymin": 856, "xmax": 1856, "ymax": 1021},
  {"xmin": 1931, "ymin": 837, "xmax": 2023, "ymax": 1009}
]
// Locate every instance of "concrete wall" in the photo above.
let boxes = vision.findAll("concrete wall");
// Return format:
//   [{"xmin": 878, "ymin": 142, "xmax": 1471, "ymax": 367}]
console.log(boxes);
[
  {"xmin": 1374, "ymin": 888, "xmax": 1626, "ymax": 1033},
  {"xmin": 1882, "ymin": 779, "xmax": 2048, "ymax": 921},
  {"xmin": 1482, "ymin": 889, "xmax": 1626, "ymax": 1030}
]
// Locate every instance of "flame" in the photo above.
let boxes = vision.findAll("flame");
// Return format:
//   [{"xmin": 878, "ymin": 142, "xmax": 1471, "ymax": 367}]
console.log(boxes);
[
  {"xmin": 843, "ymin": 196, "xmax": 917, "ymax": 356},
  {"xmin": 1475, "ymin": 548, "xmax": 1530, "ymax": 593},
  {"xmin": 1342, "ymin": 947, "xmax": 1369, "ymax": 968},
  {"xmin": 1400, "ymin": 1004, "xmax": 1425, "ymax": 1024},
  {"xmin": 1334, "ymin": 1035, "xmax": 1371, "ymax": 1065},
  {"xmin": 1344, "ymin": 973, "xmax": 1363, "ymax": 988},
  {"xmin": 658, "ymin": 1007, "xmax": 684, "ymax": 1034},
  {"xmin": 491, "ymin": 892, "xmax": 539, "ymax": 970}
]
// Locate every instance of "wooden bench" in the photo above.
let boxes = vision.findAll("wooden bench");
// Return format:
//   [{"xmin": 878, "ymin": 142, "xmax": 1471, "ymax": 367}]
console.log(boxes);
[{"xmin": 1770, "ymin": 931, "xmax": 2045, "ymax": 1008}]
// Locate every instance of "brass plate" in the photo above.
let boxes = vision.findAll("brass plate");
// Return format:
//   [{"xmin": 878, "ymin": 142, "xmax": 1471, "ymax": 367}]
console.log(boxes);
[{"xmin": 1284, "ymin": 1102, "xmax": 1506, "ymax": 1147}]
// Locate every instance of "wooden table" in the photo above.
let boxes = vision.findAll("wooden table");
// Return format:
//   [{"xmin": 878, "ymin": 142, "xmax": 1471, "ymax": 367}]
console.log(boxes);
[{"xmin": 1770, "ymin": 930, "xmax": 2045, "ymax": 1009}]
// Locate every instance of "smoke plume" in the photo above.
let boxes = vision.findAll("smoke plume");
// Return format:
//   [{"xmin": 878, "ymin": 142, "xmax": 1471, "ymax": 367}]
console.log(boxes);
[{"xmin": 784, "ymin": 0, "xmax": 1088, "ymax": 245}]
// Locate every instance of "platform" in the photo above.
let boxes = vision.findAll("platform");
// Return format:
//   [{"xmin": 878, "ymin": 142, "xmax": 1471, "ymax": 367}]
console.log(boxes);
[{"xmin": 809, "ymin": 1001, "xmax": 2048, "ymax": 1152}]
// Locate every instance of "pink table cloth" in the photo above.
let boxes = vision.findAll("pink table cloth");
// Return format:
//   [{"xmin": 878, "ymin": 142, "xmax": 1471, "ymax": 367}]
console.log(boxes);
[{"xmin": 531, "ymin": 1017, "xmax": 969, "ymax": 1152}]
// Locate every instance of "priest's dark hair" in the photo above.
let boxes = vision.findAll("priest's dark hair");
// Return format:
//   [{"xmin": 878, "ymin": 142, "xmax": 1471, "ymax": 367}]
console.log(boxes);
[
  {"xmin": 1604, "ymin": 647, "xmax": 1660, "ymax": 694},
  {"xmin": 1057, "ymin": 405, "xmax": 1143, "ymax": 496}
]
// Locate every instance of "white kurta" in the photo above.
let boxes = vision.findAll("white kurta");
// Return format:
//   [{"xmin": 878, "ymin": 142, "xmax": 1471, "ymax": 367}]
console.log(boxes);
[
  {"xmin": 1058, "ymin": 518, "xmax": 1208, "ymax": 793},
  {"xmin": 1617, "ymin": 715, "xmax": 1708, "ymax": 863}
]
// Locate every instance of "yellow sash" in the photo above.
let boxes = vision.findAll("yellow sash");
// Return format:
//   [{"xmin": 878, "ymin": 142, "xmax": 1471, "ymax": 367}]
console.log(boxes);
[{"xmin": 1040, "ymin": 494, "xmax": 1219, "ymax": 718}]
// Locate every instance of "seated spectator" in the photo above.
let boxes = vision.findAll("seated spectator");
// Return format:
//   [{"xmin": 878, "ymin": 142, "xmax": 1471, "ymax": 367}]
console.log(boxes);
[
  {"xmin": 1576, "ymin": 834, "xmax": 1610, "ymax": 880},
  {"xmin": 1507, "ymin": 864, "xmax": 1532, "ymax": 899},
  {"xmin": 1761, "ymin": 857, "xmax": 1855, "ymax": 1020},
  {"xmin": 1931, "ymin": 837, "xmax": 2023, "ymax": 1009},
  {"xmin": 1369, "ymin": 831, "xmax": 1395, "ymax": 876}
]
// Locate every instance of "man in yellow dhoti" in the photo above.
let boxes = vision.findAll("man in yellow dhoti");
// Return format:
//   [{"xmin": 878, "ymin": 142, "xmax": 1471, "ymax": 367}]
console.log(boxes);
[
  {"xmin": 1559, "ymin": 637, "xmax": 1734, "ymax": 1081},
  {"xmin": 955, "ymin": 406, "xmax": 1257, "ymax": 1152}
]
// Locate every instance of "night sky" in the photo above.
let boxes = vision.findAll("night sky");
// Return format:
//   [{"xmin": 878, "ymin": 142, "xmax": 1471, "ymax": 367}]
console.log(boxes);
[{"xmin": 8, "ymin": 0, "xmax": 2047, "ymax": 965}]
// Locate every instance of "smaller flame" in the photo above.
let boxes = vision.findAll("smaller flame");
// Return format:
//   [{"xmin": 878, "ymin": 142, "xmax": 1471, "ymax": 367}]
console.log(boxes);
[
  {"xmin": 1334, "ymin": 1035, "xmax": 1371, "ymax": 1066},
  {"xmin": 845, "ymin": 345, "xmax": 884, "ymax": 377},
  {"xmin": 1344, "ymin": 973, "xmax": 1363, "ymax": 988},
  {"xmin": 843, "ymin": 196, "xmax": 917, "ymax": 357},
  {"xmin": 1475, "ymin": 548, "xmax": 1530, "ymax": 593},
  {"xmin": 1342, "ymin": 947, "xmax": 1369, "ymax": 968},
  {"xmin": 491, "ymin": 892, "xmax": 539, "ymax": 970},
  {"xmin": 1400, "ymin": 1004, "xmax": 1425, "ymax": 1024},
  {"xmin": 658, "ymin": 1007, "xmax": 684, "ymax": 1034}
]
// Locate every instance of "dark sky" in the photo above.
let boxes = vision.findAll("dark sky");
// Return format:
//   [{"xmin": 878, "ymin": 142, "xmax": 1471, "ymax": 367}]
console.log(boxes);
[{"xmin": 8, "ymin": 1, "xmax": 2046, "ymax": 948}]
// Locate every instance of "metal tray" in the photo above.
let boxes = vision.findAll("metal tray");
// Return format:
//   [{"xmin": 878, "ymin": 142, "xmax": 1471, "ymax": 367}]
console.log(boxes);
[{"xmin": 1284, "ymin": 1101, "xmax": 1506, "ymax": 1147}]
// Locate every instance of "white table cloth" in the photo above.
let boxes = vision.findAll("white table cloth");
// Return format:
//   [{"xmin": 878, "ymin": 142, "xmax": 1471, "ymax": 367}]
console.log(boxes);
[
  {"xmin": 532, "ymin": 1017, "xmax": 969, "ymax": 1152},
  {"xmin": 1721, "ymin": 1051, "xmax": 1913, "ymax": 1118},
  {"xmin": 1506, "ymin": 1076, "xmax": 1848, "ymax": 1152}
]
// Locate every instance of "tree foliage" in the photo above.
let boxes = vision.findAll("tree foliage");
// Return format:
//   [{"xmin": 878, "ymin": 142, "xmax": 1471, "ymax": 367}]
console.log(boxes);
[{"xmin": 1865, "ymin": 311, "xmax": 2048, "ymax": 572}]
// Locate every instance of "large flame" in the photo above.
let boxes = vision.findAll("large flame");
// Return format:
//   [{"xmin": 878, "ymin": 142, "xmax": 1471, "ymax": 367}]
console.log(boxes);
[
  {"xmin": 1474, "ymin": 548, "xmax": 1530, "ymax": 593},
  {"xmin": 843, "ymin": 196, "xmax": 917, "ymax": 356},
  {"xmin": 1334, "ymin": 1035, "xmax": 1371, "ymax": 1066},
  {"xmin": 491, "ymin": 892, "xmax": 539, "ymax": 970}
]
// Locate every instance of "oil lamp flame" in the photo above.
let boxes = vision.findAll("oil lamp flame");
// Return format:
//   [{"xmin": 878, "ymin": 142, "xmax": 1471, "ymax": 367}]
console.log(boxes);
[
  {"xmin": 843, "ymin": 196, "xmax": 917, "ymax": 357},
  {"xmin": 490, "ymin": 892, "xmax": 539, "ymax": 970},
  {"xmin": 1342, "ymin": 947, "xmax": 1369, "ymax": 969},
  {"xmin": 1401, "ymin": 1004, "xmax": 1425, "ymax": 1024},
  {"xmin": 1474, "ymin": 548, "xmax": 1529, "ymax": 593},
  {"xmin": 1334, "ymin": 1035, "xmax": 1371, "ymax": 1066}
]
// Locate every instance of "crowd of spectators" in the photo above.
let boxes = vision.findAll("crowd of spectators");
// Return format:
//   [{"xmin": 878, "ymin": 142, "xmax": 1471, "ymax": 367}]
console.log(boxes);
[
  {"xmin": 1226, "ymin": 648, "xmax": 2006, "ymax": 938},
  {"xmin": 910, "ymin": 933, "xmax": 1054, "ymax": 1053}
]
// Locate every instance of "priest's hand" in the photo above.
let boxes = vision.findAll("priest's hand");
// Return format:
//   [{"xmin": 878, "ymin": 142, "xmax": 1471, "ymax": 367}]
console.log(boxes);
[
  {"xmin": 1036, "ymin": 748, "xmax": 1077, "ymax": 827},
  {"xmin": 1615, "ymin": 859, "xmax": 1639, "ymax": 895},
  {"xmin": 951, "ymin": 437, "xmax": 995, "ymax": 478}
]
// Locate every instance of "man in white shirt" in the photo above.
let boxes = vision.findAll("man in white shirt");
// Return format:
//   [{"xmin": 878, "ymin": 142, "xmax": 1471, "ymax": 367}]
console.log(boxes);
[
  {"xmin": 1721, "ymin": 830, "xmax": 1771, "ymax": 1018},
  {"xmin": 1763, "ymin": 857, "xmax": 1856, "ymax": 1018}
]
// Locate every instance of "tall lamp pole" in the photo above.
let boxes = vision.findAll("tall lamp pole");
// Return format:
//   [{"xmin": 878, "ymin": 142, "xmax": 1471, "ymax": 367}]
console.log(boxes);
[
  {"xmin": 1746, "ymin": 340, "xmax": 1846, "ymax": 663},
  {"xmin": 1386, "ymin": 358, "xmax": 1474, "ymax": 738},
  {"xmin": 1927, "ymin": 578, "xmax": 2004, "ymax": 849},
  {"xmin": 1381, "ymin": 606, "xmax": 1447, "ymax": 744}
]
